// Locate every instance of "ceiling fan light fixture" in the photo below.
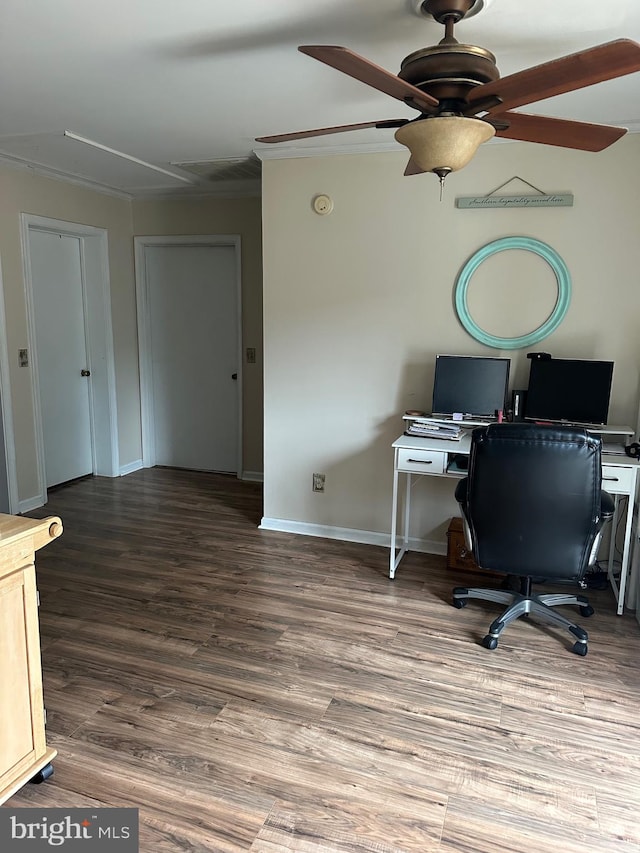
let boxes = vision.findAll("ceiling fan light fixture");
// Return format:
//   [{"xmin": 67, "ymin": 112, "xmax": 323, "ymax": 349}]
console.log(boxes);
[{"xmin": 394, "ymin": 115, "xmax": 495, "ymax": 175}]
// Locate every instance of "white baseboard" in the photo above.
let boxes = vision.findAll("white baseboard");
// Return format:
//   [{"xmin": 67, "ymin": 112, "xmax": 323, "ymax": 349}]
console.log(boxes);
[
  {"xmin": 405, "ymin": 537, "xmax": 447, "ymax": 556},
  {"xmin": 19, "ymin": 495, "xmax": 45, "ymax": 514},
  {"xmin": 258, "ymin": 517, "xmax": 446, "ymax": 555},
  {"xmin": 119, "ymin": 459, "xmax": 143, "ymax": 476},
  {"xmin": 242, "ymin": 470, "xmax": 264, "ymax": 483}
]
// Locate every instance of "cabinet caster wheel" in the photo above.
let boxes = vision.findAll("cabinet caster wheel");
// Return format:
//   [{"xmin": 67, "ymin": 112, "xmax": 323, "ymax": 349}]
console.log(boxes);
[
  {"xmin": 30, "ymin": 763, "xmax": 54, "ymax": 784},
  {"xmin": 452, "ymin": 598, "xmax": 467, "ymax": 609},
  {"xmin": 579, "ymin": 605, "xmax": 594, "ymax": 618},
  {"xmin": 572, "ymin": 642, "xmax": 588, "ymax": 656},
  {"xmin": 482, "ymin": 635, "xmax": 498, "ymax": 650}
]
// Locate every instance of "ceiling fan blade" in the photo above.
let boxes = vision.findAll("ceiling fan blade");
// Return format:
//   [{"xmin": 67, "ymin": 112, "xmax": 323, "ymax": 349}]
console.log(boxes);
[
  {"xmin": 468, "ymin": 39, "xmax": 640, "ymax": 114},
  {"xmin": 256, "ymin": 119, "xmax": 408, "ymax": 144},
  {"xmin": 491, "ymin": 112, "xmax": 627, "ymax": 152},
  {"xmin": 404, "ymin": 157, "xmax": 426, "ymax": 176},
  {"xmin": 298, "ymin": 45, "xmax": 439, "ymax": 113}
]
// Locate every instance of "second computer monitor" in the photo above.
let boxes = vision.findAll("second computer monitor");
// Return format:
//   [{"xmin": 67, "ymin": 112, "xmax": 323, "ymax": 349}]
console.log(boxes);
[
  {"xmin": 431, "ymin": 354, "xmax": 511, "ymax": 420},
  {"xmin": 525, "ymin": 357, "xmax": 614, "ymax": 426}
]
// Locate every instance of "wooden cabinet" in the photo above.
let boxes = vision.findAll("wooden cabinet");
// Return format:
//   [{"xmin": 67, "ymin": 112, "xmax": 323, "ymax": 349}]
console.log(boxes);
[
  {"xmin": 446, "ymin": 516, "xmax": 479, "ymax": 572},
  {"xmin": 0, "ymin": 514, "xmax": 62, "ymax": 805}
]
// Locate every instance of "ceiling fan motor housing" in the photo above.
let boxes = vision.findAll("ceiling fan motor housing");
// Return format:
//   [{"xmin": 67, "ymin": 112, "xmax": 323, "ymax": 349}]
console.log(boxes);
[
  {"xmin": 398, "ymin": 43, "xmax": 499, "ymax": 104},
  {"xmin": 402, "ymin": 0, "xmax": 498, "ymax": 106}
]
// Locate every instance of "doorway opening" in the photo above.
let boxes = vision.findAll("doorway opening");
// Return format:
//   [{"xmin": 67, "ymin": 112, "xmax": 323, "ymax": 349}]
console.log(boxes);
[{"xmin": 21, "ymin": 214, "xmax": 119, "ymax": 509}]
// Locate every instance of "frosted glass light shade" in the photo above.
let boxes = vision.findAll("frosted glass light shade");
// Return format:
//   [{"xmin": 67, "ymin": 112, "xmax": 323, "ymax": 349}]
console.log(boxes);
[{"xmin": 394, "ymin": 116, "xmax": 495, "ymax": 174}]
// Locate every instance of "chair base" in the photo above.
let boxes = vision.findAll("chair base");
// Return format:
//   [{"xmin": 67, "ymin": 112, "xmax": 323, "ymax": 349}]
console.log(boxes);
[{"xmin": 452, "ymin": 586, "xmax": 592, "ymax": 655}]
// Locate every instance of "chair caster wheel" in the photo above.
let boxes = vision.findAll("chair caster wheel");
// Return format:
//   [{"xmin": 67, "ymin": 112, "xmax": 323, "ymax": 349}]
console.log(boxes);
[
  {"xmin": 482, "ymin": 635, "xmax": 498, "ymax": 650},
  {"xmin": 452, "ymin": 598, "xmax": 467, "ymax": 609},
  {"xmin": 30, "ymin": 763, "xmax": 54, "ymax": 784},
  {"xmin": 579, "ymin": 605, "xmax": 594, "ymax": 618},
  {"xmin": 572, "ymin": 642, "xmax": 588, "ymax": 656}
]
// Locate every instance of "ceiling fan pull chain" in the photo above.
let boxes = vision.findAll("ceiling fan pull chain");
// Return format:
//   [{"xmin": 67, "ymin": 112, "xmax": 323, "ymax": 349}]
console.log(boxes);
[{"xmin": 435, "ymin": 167, "xmax": 451, "ymax": 201}]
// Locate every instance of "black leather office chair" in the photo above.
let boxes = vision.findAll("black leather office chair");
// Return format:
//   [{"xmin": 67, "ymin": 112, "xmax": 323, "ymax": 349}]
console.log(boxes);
[{"xmin": 453, "ymin": 423, "xmax": 614, "ymax": 655}]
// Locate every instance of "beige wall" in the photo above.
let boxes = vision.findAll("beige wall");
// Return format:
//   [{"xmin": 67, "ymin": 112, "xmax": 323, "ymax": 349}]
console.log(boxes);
[
  {"xmin": 0, "ymin": 166, "xmax": 264, "ymax": 505},
  {"xmin": 261, "ymin": 135, "xmax": 640, "ymax": 549},
  {"xmin": 0, "ymin": 166, "xmax": 137, "ymax": 501},
  {"xmin": 131, "ymin": 197, "xmax": 264, "ymax": 476}
]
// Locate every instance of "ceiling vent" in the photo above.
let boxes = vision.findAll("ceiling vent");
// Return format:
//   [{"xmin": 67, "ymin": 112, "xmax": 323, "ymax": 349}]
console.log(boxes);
[{"xmin": 172, "ymin": 156, "xmax": 262, "ymax": 183}]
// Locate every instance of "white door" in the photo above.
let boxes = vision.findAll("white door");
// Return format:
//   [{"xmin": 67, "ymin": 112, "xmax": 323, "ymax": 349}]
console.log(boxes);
[
  {"xmin": 0, "ymin": 393, "xmax": 9, "ymax": 512},
  {"xmin": 30, "ymin": 230, "xmax": 93, "ymax": 488},
  {"xmin": 144, "ymin": 244, "xmax": 239, "ymax": 472}
]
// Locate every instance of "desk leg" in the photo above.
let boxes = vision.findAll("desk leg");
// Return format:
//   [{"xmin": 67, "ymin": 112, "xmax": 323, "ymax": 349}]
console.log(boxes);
[
  {"xmin": 625, "ymin": 474, "xmax": 640, "ymax": 609},
  {"xmin": 389, "ymin": 468, "xmax": 400, "ymax": 578},
  {"xmin": 617, "ymin": 492, "xmax": 636, "ymax": 615},
  {"xmin": 389, "ymin": 471, "xmax": 412, "ymax": 579},
  {"xmin": 606, "ymin": 495, "xmax": 618, "ymax": 590},
  {"xmin": 606, "ymin": 493, "xmax": 635, "ymax": 616}
]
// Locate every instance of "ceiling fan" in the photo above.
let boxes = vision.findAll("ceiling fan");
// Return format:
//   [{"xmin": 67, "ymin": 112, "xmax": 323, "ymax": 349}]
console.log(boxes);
[{"xmin": 256, "ymin": 0, "xmax": 640, "ymax": 193}]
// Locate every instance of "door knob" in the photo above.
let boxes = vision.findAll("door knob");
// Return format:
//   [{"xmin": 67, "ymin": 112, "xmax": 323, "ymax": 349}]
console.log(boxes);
[
  {"xmin": 81, "ymin": 369, "xmax": 91, "ymax": 377},
  {"xmin": 231, "ymin": 373, "xmax": 238, "ymax": 380}
]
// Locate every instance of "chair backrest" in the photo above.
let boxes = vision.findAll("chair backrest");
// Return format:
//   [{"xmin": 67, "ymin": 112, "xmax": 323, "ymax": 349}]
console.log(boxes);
[{"xmin": 463, "ymin": 423, "xmax": 603, "ymax": 580}]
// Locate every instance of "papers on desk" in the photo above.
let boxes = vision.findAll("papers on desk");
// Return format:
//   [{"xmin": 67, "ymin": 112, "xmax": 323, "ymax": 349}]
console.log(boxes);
[
  {"xmin": 404, "ymin": 420, "xmax": 463, "ymax": 441},
  {"xmin": 602, "ymin": 442, "xmax": 627, "ymax": 456}
]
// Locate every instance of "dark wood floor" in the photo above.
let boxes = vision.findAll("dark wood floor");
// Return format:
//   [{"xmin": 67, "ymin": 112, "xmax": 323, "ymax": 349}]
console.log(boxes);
[{"xmin": 5, "ymin": 468, "xmax": 640, "ymax": 852}]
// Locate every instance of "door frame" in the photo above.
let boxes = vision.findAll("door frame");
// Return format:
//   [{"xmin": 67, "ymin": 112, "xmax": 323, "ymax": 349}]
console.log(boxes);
[
  {"xmin": 0, "ymin": 257, "xmax": 19, "ymax": 513},
  {"xmin": 134, "ymin": 235, "xmax": 243, "ymax": 474},
  {"xmin": 20, "ymin": 214, "xmax": 119, "ymax": 508}
]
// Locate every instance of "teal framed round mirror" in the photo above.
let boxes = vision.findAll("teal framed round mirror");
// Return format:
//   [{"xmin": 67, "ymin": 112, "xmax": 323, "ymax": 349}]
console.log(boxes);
[{"xmin": 454, "ymin": 236, "xmax": 571, "ymax": 350}]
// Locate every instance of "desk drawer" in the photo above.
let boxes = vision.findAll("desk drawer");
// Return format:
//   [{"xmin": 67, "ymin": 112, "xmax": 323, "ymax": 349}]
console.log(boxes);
[
  {"xmin": 602, "ymin": 465, "xmax": 635, "ymax": 494},
  {"xmin": 397, "ymin": 448, "xmax": 446, "ymax": 474}
]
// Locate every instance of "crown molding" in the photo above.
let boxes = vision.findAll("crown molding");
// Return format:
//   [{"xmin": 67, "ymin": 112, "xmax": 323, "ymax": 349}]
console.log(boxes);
[
  {"xmin": 0, "ymin": 150, "xmax": 261, "ymax": 200},
  {"xmin": 253, "ymin": 137, "xmax": 517, "ymax": 162},
  {"xmin": 254, "ymin": 140, "xmax": 402, "ymax": 161},
  {"xmin": 255, "ymin": 123, "xmax": 640, "ymax": 163},
  {"xmin": 3, "ymin": 122, "xmax": 637, "ymax": 199},
  {"xmin": 133, "ymin": 179, "xmax": 261, "ymax": 200},
  {"xmin": 0, "ymin": 149, "xmax": 134, "ymax": 200},
  {"xmin": 618, "ymin": 119, "xmax": 640, "ymax": 133}
]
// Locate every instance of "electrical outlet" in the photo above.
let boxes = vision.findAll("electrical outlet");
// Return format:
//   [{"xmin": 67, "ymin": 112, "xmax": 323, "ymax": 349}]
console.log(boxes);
[
  {"xmin": 246, "ymin": 347, "xmax": 256, "ymax": 364},
  {"xmin": 312, "ymin": 473, "xmax": 325, "ymax": 492}
]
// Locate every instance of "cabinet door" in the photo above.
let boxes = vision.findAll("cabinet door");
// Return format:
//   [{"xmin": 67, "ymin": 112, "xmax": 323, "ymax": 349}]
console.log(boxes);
[{"xmin": 0, "ymin": 565, "xmax": 45, "ymax": 790}]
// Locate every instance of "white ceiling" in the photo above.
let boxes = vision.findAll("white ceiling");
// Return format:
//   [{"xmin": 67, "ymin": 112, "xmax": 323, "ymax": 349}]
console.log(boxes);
[{"xmin": 2, "ymin": 0, "xmax": 640, "ymax": 197}]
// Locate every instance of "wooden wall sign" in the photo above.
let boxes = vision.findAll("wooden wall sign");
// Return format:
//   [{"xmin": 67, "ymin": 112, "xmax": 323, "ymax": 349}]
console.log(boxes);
[
  {"xmin": 456, "ymin": 176, "xmax": 574, "ymax": 209},
  {"xmin": 456, "ymin": 194, "xmax": 573, "ymax": 209}
]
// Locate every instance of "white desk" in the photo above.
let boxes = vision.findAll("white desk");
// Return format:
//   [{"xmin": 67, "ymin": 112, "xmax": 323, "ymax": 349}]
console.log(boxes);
[{"xmin": 390, "ymin": 430, "xmax": 640, "ymax": 615}]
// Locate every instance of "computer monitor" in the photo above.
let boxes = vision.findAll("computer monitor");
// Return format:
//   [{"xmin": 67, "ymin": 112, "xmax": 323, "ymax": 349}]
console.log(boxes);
[
  {"xmin": 431, "ymin": 355, "xmax": 511, "ymax": 419},
  {"xmin": 525, "ymin": 357, "xmax": 614, "ymax": 426}
]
